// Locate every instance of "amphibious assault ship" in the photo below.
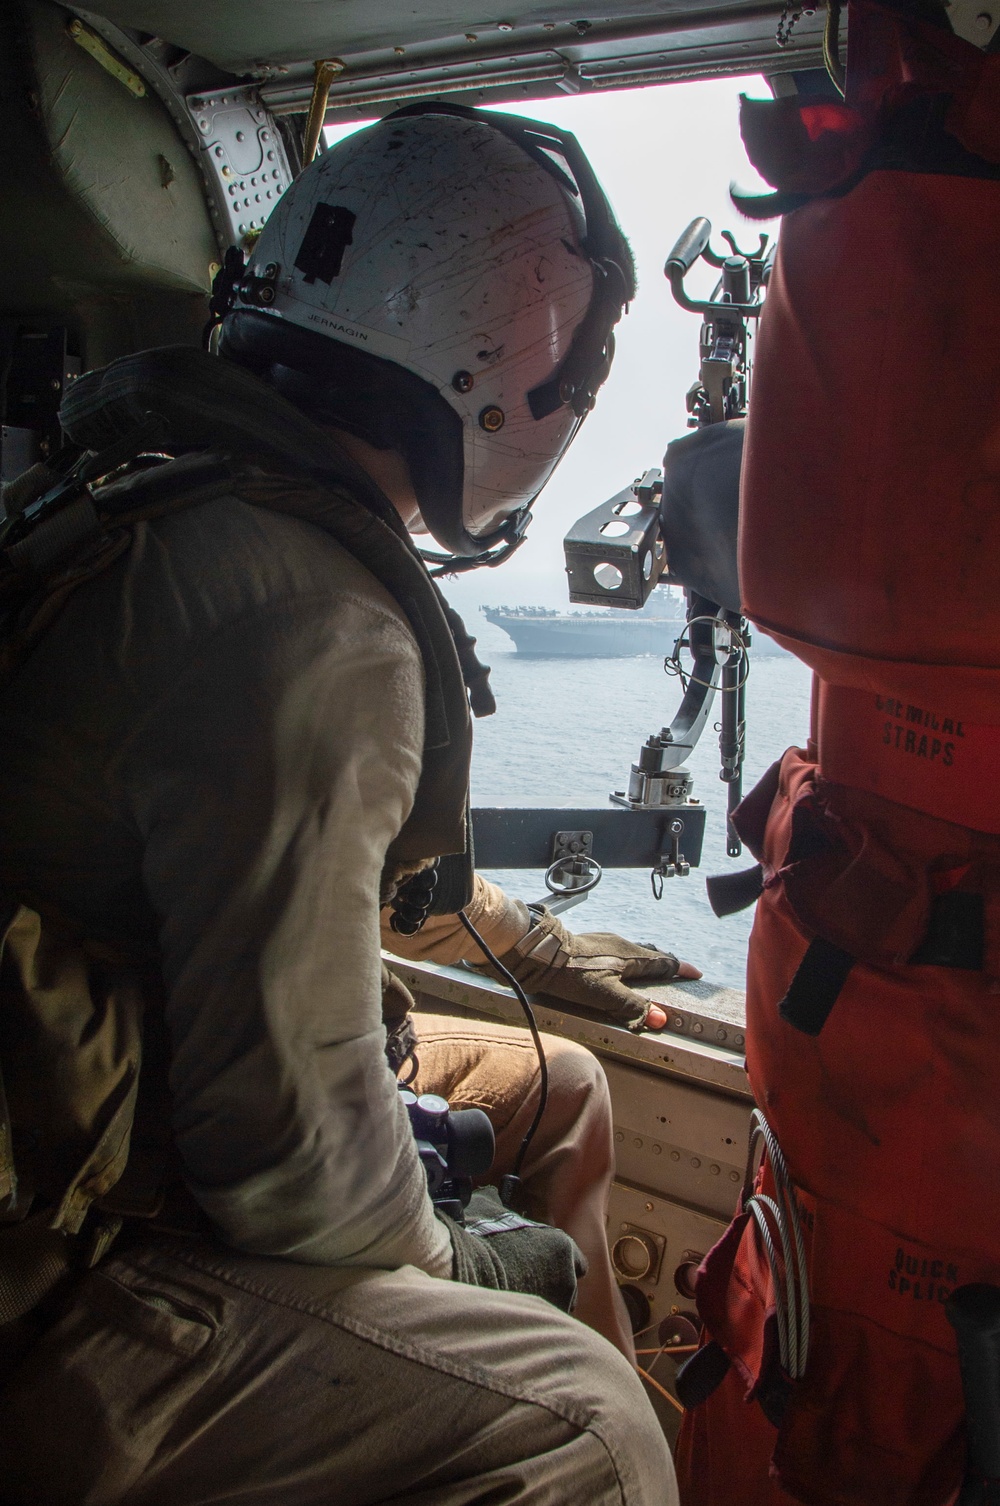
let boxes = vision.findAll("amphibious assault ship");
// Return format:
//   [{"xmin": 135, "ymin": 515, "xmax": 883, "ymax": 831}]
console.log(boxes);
[
  {"xmin": 482, "ymin": 587, "xmax": 687, "ymax": 657},
  {"xmin": 483, "ymin": 588, "xmax": 787, "ymax": 657}
]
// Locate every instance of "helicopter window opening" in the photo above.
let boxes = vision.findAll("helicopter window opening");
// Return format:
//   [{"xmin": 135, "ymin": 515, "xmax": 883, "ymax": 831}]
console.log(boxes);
[
  {"xmin": 600, "ymin": 519, "xmax": 631, "ymax": 537},
  {"xmin": 342, "ymin": 78, "xmax": 810, "ymax": 995},
  {"xmin": 593, "ymin": 562, "xmax": 623, "ymax": 591},
  {"xmin": 642, "ymin": 550, "xmax": 653, "ymax": 579}
]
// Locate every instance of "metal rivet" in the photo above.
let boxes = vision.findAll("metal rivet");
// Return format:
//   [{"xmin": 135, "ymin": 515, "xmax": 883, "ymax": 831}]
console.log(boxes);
[
  {"xmin": 465, "ymin": 31, "xmax": 478, "ymax": 40},
  {"xmin": 710, "ymin": 1164, "xmax": 720, "ymax": 1176},
  {"xmin": 558, "ymin": 378, "xmax": 575, "ymax": 403},
  {"xmin": 672, "ymin": 1015, "xmax": 684, "ymax": 1030},
  {"xmin": 692, "ymin": 1022, "xmax": 703, "ymax": 1034},
  {"xmin": 716, "ymin": 1028, "xmax": 728, "ymax": 1042},
  {"xmin": 394, "ymin": 45, "xmax": 405, "ymax": 53},
  {"xmin": 452, "ymin": 370, "xmax": 473, "ymax": 393},
  {"xmin": 235, "ymin": 130, "xmax": 245, "ymax": 141},
  {"xmin": 614, "ymin": 1130, "xmax": 624, "ymax": 1142},
  {"xmin": 691, "ymin": 1157, "xmax": 701, "ymax": 1169},
  {"xmin": 670, "ymin": 1150, "xmax": 680, "ymax": 1162},
  {"xmin": 734, "ymin": 1034, "xmax": 745, "ymax": 1049},
  {"xmin": 479, "ymin": 406, "xmax": 504, "ymax": 432},
  {"xmin": 498, "ymin": 19, "xmax": 514, "ymax": 29},
  {"xmin": 633, "ymin": 1137, "xmax": 643, "ymax": 1149},
  {"xmin": 645, "ymin": 1201, "xmax": 654, "ymax": 1212},
  {"xmin": 652, "ymin": 1144, "xmax": 661, "ymax": 1155},
  {"xmin": 730, "ymin": 1170, "xmax": 740, "ymax": 1182}
]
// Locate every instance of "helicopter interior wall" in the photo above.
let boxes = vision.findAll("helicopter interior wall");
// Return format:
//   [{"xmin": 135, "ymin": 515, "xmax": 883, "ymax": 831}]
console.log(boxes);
[{"xmin": 0, "ymin": 0, "xmax": 214, "ymax": 372}]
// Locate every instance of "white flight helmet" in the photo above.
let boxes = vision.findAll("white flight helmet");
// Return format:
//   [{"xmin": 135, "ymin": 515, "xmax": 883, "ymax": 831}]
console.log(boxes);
[{"xmin": 219, "ymin": 102, "xmax": 634, "ymax": 564}]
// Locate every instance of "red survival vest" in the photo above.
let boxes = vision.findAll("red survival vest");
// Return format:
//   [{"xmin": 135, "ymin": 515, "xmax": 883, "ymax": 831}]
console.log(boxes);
[{"xmin": 677, "ymin": 6, "xmax": 1000, "ymax": 1503}]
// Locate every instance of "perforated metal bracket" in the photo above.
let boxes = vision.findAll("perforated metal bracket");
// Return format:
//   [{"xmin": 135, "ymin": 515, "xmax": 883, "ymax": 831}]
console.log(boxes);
[
  {"xmin": 564, "ymin": 469, "xmax": 666, "ymax": 609},
  {"xmin": 186, "ymin": 87, "xmax": 294, "ymax": 246}
]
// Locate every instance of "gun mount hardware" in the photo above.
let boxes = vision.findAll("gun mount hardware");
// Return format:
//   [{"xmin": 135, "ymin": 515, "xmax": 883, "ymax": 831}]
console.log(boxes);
[
  {"xmin": 560, "ymin": 218, "xmax": 766, "ymax": 866},
  {"xmin": 664, "ymin": 219, "xmax": 773, "ymax": 429},
  {"xmin": 470, "ymin": 804, "xmax": 706, "ymax": 902},
  {"xmin": 564, "ymin": 468, "xmax": 666, "ymax": 610}
]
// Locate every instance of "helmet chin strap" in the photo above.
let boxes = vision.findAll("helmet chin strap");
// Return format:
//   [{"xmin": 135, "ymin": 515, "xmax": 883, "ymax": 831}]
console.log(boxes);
[{"xmin": 419, "ymin": 506, "xmax": 533, "ymax": 577}]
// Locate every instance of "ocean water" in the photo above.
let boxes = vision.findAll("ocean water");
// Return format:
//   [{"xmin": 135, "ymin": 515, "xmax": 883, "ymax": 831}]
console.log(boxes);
[{"xmin": 469, "ymin": 628, "xmax": 814, "ymax": 991}]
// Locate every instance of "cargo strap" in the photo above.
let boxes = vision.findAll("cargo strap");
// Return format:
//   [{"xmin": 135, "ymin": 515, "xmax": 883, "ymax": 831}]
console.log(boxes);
[
  {"xmin": 0, "ymin": 1215, "xmax": 73, "ymax": 1327},
  {"xmin": 708, "ymin": 755, "xmax": 1000, "ymax": 1034}
]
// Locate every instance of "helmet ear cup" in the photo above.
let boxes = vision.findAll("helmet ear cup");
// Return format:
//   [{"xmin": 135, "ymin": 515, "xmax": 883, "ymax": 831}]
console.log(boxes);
[{"xmin": 219, "ymin": 309, "xmax": 473, "ymax": 555}]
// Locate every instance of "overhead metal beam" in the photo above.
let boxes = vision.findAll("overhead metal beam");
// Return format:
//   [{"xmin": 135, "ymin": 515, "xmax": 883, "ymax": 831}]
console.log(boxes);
[{"xmin": 258, "ymin": 3, "xmax": 831, "ymax": 117}]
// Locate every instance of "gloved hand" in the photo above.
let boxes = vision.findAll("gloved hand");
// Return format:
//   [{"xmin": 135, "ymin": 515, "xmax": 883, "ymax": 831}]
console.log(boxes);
[
  {"xmin": 441, "ymin": 1186, "xmax": 586, "ymax": 1314},
  {"xmin": 494, "ymin": 904, "xmax": 699, "ymax": 1032}
]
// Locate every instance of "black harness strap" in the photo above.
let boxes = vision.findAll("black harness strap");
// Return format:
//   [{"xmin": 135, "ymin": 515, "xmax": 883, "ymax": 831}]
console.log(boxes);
[
  {"xmin": 778, "ymin": 936, "xmax": 856, "ymax": 1037},
  {"xmin": 706, "ymin": 863, "xmax": 765, "ymax": 918}
]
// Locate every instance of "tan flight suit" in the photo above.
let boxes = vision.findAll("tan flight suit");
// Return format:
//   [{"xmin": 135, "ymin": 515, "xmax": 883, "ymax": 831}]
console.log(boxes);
[
  {"xmin": 382, "ymin": 876, "xmax": 637, "ymax": 1359},
  {"xmin": 0, "ymin": 484, "xmax": 675, "ymax": 1503}
]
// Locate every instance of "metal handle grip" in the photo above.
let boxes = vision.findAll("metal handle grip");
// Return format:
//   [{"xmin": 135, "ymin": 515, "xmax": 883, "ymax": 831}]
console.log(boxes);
[{"xmin": 664, "ymin": 217, "xmax": 712, "ymax": 277}]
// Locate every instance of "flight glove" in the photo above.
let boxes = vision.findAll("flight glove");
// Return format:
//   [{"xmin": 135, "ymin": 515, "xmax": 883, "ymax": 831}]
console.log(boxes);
[
  {"xmin": 441, "ymin": 1186, "xmax": 586, "ymax": 1314},
  {"xmin": 495, "ymin": 903, "xmax": 681, "ymax": 1031}
]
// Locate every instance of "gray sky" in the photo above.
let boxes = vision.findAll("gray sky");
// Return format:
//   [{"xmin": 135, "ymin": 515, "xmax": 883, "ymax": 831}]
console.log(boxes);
[{"xmin": 327, "ymin": 77, "xmax": 776, "ymax": 621}]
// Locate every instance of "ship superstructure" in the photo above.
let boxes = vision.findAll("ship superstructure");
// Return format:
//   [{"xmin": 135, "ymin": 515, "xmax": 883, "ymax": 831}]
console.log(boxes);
[
  {"xmin": 483, "ymin": 587, "xmax": 686, "ymax": 657},
  {"xmin": 483, "ymin": 589, "xmax": 787, "ymax": 658}
]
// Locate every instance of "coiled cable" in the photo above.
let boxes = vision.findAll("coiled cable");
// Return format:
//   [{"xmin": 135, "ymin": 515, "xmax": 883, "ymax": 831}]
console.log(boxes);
[{"xmin": 742, "ymin": 1108, "xmax": 811, "ymax": 1379}]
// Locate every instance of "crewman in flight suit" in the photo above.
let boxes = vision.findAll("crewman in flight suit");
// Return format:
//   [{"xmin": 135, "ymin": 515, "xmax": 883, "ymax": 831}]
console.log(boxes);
[{"xmin": 0, "ymin": 103, "xmax": 690, "ymax": 1503}]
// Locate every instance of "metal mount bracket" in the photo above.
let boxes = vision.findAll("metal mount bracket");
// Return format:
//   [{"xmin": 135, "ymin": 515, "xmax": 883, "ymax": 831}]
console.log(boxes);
[
  {"xmin": 564, "ymin": 470, "xmax": 666, "ymax": 609},
  {"xmin": 472, "ymin": 805, "xmax": 705, "ymax": 873},
  {"xmin": 186, "ymin": 86, "xmax": 294, "ymax": 246},
  {"xmin": 652, "ymin": 818, "xmax": 691, "ymax": 895},
  {"xmin": 540, "ymin": 830, "xmax": 602, "ymax": 914},
  {"xmin": 552, "ymin": 829, "xmax": 593, "ymax": 863},
  {"xmin": 946, "ymin": 0, "xmax": 1000, "ymax": 48}
]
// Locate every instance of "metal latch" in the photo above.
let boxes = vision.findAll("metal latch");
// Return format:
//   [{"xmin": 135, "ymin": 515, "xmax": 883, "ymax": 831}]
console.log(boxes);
[
  {"xmin": 540, "ymin": 829, "xmax": 602, "ymax": 913},
  {"xmin": 651, "ymin": 818, "xmax": 690, "ymax": 897}
]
